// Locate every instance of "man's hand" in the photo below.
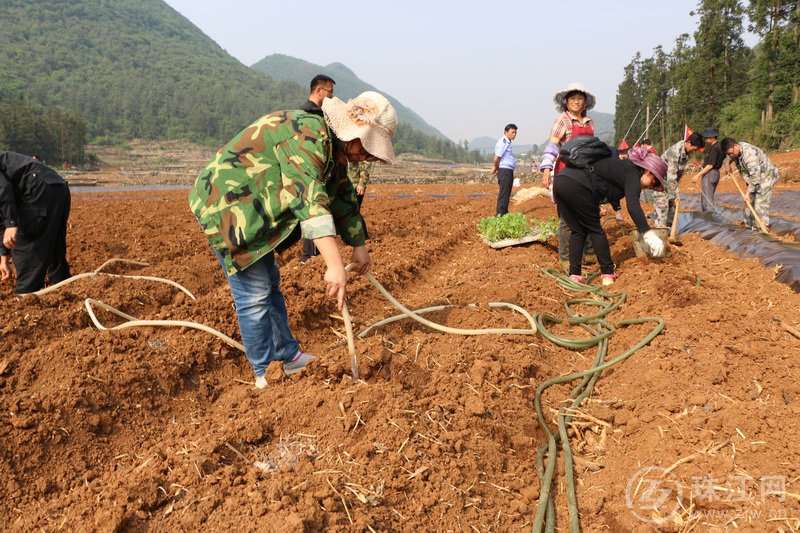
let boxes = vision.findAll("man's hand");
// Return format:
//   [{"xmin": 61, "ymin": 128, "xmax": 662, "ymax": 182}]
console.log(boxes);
[
  {"xmin": 3, "ymin": 227, "xmax": 18, "ymax": 249},
  {"xmin": 356, "ymin": 185, "xmax": 365, "ymax": 195},
  {"xmin": 541, "ymin": 169, "xmax": 552, "ymax": 189},
  {"xmin": 0, "ymin": 256, "xmax": 10, "ymax": 280},
  {"xmin": 348, "ymin": 246, "xmax": 371, "ymax": 276},
  {"xmin": 615, "ymin": 209, "xmax": 624, "ymax": 222},
  {"xmin": 491, "ymin": 167, "xmax": 498, "ymax": 177},
  {"xmin": 314, "ymin": 235, "xmax": 348, "ymax": 311}
]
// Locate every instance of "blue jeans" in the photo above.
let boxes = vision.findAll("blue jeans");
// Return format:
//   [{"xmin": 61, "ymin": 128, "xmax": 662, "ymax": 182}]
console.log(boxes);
[{"xmin": 215, "ymin": 250, "xmax": 300, "ymax": 377}]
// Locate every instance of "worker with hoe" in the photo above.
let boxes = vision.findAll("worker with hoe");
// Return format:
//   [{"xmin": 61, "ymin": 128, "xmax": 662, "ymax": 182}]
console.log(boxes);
[
  {"xmin": 691, "ymin": 127, "xmax": 725, "ymax": 211},
  {"xmin": 720, "ymin": 137, "xmax": 780, "ymax": 230},
  {"xmin": 189, "ymin": 91, "xmax": 397, "ymax": 389},
  {"xmin": 653, "ymin": 132, "xmax": 705, "ymax": 229},
  {"xmin": 0, "ymin": 151, "xmax": 71, "ymax": 293}
]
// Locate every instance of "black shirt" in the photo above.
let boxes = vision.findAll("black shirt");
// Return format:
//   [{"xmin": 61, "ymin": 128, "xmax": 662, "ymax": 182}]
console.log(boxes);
[
  {"xmin": 0, "ymin": 151, "xmax": 66, "ymax": 229},
  {"xmin": 300, "ymin": 99, "xmax": 323, "ymax": 117},
  {"xmin": 703, "ymin": 141, "xmax": 725, "ymax": 169},
  {"xmin": 590, "ymin": 157, "xmax": 650, "ymax": 234}
]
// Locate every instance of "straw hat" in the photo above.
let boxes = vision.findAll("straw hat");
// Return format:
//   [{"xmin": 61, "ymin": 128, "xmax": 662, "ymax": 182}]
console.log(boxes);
[
  {"xmin": 553, "ymin": 82, "xmax": 596, "ymax": 112},
  {"xmin": 322, "ymin": 91, "xmax": 397, "ymax": 164}
]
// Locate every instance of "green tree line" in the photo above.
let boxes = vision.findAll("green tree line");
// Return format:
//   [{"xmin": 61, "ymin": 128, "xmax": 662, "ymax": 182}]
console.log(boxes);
[{"xmin": 614, "ymin": 0, "xmax": 799, "ymax": 153}]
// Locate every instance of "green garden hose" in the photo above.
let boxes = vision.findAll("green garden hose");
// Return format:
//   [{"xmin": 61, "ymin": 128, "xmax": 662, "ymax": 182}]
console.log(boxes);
[{"xmin": 354, "ymin": 266, "xmax": 664, "ymax": 532}]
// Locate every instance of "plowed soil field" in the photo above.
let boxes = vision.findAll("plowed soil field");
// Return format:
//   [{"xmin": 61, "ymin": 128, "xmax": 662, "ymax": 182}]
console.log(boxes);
[{"xmin": 2, "ymin": 148, "xmax": 800, "ymax": 532}]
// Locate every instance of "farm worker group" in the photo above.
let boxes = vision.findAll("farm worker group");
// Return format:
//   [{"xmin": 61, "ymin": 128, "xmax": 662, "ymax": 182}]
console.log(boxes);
[
  {"xmin": 528, "ymin": 82, "xmax": 667, "ymax": 285},
  {"xmin": 0, "ymin": 76, "xmax": 784, "ymax": 391},
  {"xmin": 490, "ymin": 81, "xmax": 783, "ymax": 287}
]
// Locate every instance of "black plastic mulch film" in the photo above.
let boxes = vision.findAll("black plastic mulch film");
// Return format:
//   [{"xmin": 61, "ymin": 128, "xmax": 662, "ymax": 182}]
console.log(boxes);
[{"xmin": 671, "ymin": 190, "xmax": 800, "ymax": 292}]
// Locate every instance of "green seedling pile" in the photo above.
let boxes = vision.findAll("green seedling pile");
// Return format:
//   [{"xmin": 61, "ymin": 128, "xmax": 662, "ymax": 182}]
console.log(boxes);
[
  {"xmin": 477, "ymin": 213, "xmax": 532, "ymax": 242},
  {"xmin": 477, "ymin": 214, "xmax": 559, "ymax": 242}
]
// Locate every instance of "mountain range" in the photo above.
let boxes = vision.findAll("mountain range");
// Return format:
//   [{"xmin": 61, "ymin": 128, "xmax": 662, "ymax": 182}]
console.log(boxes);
[
  {"xmin": 0, "ymin": 0, "xmax": 450, "ymax": 145},
  {"xmin": 0, "ymin": 0, "xmax": 304, "ymax": 142},
  {"xmin": 0, "ymin": 0, "xmax": 612, "ymax": 160},
  {"xmin": 251, "ymin": 55, "xmax": 448, "ymax": 140}
]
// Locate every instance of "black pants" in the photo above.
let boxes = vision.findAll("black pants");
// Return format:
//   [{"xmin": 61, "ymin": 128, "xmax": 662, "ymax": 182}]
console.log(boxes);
[
  {"xmin": 495, "ymin": 168, "xmax": 514, "ymax": 215},
  {"xmin": 552, "ymin": 174, "xmax": 614, "ymax": 276},
  {"xmin": 11, "ymin": 183, "xmax": 71, "ymax": 293}
]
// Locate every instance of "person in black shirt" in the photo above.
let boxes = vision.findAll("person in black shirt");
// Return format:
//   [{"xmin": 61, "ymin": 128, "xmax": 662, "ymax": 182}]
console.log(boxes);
[
  {"xmin": 553, "ymin": 146, "xmax": 667, "ymax": 286},
  {"xmin": 300, "ymin": 74, "xmax": 336, "ymax": 264},
  {"xmin": 690, "ymin": 127, "xmax": 725, "ymax": 211},
  {"xmin": 0, "ymin": 151, "xmax": 71, "ymax": 293}
]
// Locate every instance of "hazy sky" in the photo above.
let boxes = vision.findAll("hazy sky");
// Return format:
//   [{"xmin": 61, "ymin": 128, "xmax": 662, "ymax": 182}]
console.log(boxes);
[{"xmin": 163, "ymin": 0, "xmax": 754, "ymax": 146}]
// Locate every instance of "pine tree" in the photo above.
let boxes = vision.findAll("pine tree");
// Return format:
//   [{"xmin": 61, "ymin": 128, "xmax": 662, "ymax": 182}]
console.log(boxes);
[{"xmin": 690, "ymin": 0, "xmax": 751, "ymax": 127}]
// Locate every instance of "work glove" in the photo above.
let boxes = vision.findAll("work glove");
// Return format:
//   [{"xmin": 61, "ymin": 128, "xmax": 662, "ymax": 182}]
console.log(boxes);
[
  {"xmin": 642, "ymin": 230, "xmax": 665, "ymax": 258},
  {"xmin": 513, "ymin": 178, "xmax": 521, "ymax": 187},
  {"xmin": 615, "ymin": 209, "xmax": 624, "ymax": 222}
]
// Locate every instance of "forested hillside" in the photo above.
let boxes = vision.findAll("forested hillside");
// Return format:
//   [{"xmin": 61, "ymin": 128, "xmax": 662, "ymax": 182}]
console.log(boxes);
[
  {"xmin": 0, "ymin": 0, "xmax": 484, "ymax": 164},
  {"xmin": 252, "ymin": 54, "xmax": 449, "ymax": 140},
  {"xmin": 614, "ymin": 0, "xmax": 799, "ymax": 152},
  {"xmin": 0, "ymin": 0, "xmax": 305, "ymax": 148}
]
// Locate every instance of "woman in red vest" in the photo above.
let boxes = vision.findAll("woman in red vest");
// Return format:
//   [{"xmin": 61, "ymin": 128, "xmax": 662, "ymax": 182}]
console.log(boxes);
[{"xmin": 538, "ymin": 83, "xmax": 597, "ymax": 271}]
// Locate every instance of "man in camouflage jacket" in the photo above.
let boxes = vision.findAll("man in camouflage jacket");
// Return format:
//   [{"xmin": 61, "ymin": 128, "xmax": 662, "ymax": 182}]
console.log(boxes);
[
  {"xmin": 189, "ymin": 109, "xmax": 370, "ymax": 385},
  {"xmin": 720, "ymin": 138, "xmax": 780, "ymax": 229},
  {"xmin": 189, "ymin": 110, "xmax": 366, "ymax": 276},
  {"xmin": 653, "ymin": 133, "xmax": 704, "ymax": 228}
]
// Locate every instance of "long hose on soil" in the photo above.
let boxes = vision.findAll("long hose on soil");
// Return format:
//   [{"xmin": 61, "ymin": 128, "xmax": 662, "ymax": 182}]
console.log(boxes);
[
  {"xmin": 34, "ymin": 259, "xmax": 661, "ymax": 531},
  {"xmin": 26, "ymin": 259, "xmax": 244, "ymax": 351},
  {"xmin": 30, "ymin": 258, "xmax": 196, "ymax": 300}
]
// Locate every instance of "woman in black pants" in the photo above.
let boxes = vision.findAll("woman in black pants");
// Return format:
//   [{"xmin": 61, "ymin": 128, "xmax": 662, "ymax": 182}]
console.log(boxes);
[{"xmin": 553, "ymin": 146, "xmax": 667, "ymax": 286}]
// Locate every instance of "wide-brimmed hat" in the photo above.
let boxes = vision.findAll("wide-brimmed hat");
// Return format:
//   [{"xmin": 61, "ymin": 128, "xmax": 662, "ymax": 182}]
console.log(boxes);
[
  {"xmin": 628, "ymin": 146, "xmax": 667, "ymax": 190},
  {"xmin": 553, "ymin": 82, "xmax": 596, "ymax": 112},
  {"xmin": 701, "ymin": 127, "xmax": 719, "ymax": 138},
  {"xmin": 322, "ymin": 91, "xmax": 397, "ymax": 164}
]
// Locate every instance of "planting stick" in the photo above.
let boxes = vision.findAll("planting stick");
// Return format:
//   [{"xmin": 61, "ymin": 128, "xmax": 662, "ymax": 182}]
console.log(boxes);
[
  {"xmin": 668, "ymin": 196, "xmax": 682, "ymax": 245},
  {"xmin": 341, "ymin": 301, "xmax": 359, "ymax": 380}
]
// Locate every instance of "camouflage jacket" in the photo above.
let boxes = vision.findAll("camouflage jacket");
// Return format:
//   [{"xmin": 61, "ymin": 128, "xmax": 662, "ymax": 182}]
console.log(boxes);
[
  {"xmin": 661, "ymin": 140, "xmax": 689, "ymax": 184},
  {"xmin": 348, "ymin": 161, "xmax": 373, "ymax": 189},
  {"xmin": 734, "ymin": 142, "xmax": 779, "ymax": 190},
  {"xmin": 188, "ymin": 110, "xmax": 366, "ymax": 275}
]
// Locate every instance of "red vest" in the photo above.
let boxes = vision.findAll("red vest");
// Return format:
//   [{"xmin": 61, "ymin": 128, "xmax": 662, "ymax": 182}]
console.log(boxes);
[{"xmin": 554, "ymin": 119, "xmax": 595, "ymax": 176}]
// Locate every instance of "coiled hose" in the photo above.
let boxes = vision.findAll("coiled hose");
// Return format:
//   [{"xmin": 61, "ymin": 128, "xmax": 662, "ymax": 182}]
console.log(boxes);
[{"xmin": 356, "ymin": 267, "xmax": 664, "ymax": 532}]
